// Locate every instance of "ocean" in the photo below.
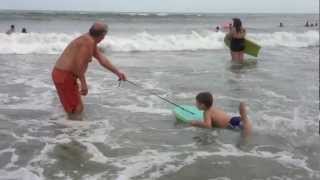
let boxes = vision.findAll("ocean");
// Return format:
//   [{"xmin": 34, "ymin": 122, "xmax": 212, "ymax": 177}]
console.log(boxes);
[{"xmin": 0, "ymin": 10, "xmax": 319, "ymax": 180}]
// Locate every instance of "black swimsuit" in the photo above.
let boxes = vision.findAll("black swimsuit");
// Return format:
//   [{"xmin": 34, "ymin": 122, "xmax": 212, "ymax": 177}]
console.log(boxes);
[{"xmin": 230, "ymin": 38, "xmax": 245, "ymax": 52}]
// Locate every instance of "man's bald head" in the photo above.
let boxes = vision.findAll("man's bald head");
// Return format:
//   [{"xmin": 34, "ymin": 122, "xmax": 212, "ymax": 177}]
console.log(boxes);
[{"xmin": 89, "ymin": 22, "xmax": 108, "ymax": 38}]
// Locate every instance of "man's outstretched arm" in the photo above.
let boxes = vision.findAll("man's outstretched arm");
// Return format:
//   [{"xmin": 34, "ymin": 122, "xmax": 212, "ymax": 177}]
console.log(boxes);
[{"xmin": 93, "ymin": 48, "xmax": 127, "ymax": 80}]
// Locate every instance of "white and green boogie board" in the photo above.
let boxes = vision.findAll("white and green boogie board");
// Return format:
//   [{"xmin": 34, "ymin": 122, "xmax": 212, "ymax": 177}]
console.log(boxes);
[{"xmin": 173, "ymin": 105, "xmax": 203, "ymax": 123}]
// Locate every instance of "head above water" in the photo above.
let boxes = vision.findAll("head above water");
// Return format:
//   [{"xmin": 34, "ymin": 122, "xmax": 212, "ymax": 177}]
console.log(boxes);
[
  {"xmin": 10, "ymin": 25, "xmax": 15, "ymax": 29},
  {"xmin": 196, "ymin": 92, "xmax": 213, "ymax": 110},
  {"xmin": 89, "ymin": 22, "xmax": 108, "ymax": 41},
  {"xmin": 232, "ymin": 18, "xmax": 242, "ymax": 33},
  {"xmin": 22, "ymin": 28, "xmax": 27, "ymax": 33}
]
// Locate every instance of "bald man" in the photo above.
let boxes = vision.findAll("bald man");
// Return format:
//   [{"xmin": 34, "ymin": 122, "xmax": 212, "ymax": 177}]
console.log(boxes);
[{"xmin": 52, "ymin": 22, "xmax": 127, "ymax": 119}]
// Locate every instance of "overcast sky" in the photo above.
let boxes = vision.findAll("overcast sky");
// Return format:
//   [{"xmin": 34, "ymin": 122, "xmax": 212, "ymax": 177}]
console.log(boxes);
[{"xmin": 1, "ymin": 0, "xmax": 319, "ymax": 13}]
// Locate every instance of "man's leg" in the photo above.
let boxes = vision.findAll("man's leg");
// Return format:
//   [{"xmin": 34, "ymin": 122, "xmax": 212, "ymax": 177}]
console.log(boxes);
[{"xmin": 67, "ymin": 94, "xmax": 84, "ymax": 120}]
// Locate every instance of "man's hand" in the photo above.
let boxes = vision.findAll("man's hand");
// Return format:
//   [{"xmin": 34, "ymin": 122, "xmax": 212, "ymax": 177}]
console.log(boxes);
[
  {"xmin": 80, "ymin": 83, "xmax": 88, "ymax": 96},
  {"xmin": 117, "ymin": 71, "xmax": 127, "ymax": 81}
]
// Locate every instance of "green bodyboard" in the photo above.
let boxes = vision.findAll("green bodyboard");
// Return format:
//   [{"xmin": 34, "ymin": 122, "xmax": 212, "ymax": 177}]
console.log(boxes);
[
  {"xmin": 224, "ymin": 35, "xmax": 261, "ymax": 57},
  {"xmin": 173, "ymin": 105, "xmax": 203, "ymax": 123}
]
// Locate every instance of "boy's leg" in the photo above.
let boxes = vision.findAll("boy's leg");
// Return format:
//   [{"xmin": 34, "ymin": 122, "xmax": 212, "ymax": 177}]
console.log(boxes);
[{"xmin": 239, "ymin": 102, "xmax": 252, "ymax": 137}]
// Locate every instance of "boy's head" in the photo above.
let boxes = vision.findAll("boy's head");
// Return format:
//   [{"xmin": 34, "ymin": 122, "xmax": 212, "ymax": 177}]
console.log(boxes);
[{"xmin": 196, "ymin": 92, "xmax": 213, "ymax": 110}]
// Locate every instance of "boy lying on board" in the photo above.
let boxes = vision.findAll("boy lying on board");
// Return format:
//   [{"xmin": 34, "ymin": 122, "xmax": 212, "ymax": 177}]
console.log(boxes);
[{"xmin": 191, "ymin": 92, "xmax": 252, "ymax": 137}]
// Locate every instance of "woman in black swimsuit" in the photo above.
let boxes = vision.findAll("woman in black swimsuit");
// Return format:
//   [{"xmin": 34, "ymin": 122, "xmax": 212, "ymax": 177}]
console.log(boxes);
[{"xmin": 227, "ymin": 18, "xmax": 246, "ymax": 62}]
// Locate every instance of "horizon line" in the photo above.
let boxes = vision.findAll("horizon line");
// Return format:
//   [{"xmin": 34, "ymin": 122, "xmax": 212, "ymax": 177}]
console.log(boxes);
[{"xmin": 0, "ymin": 8, "xmax": 318, "ymax": 15}]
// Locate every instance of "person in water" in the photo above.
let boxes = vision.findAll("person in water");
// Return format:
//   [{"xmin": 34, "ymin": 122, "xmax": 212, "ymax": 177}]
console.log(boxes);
[
  {"xmin": 21, "ymin": 28, "xmax": 27, "ymax": 33},
  {"xmin": 305, "ymin": 21, "xmax": 309, "ymax": 27},
  {"xmin": 191, "ymin": 92, "xmax": 252, "ymax": 137},
  {"xmin": 215, "ymin": 26, "xmax": 220, "ymax": 32},
  {"xmin": 226, "ymin": 18, "xmax": 246, "ymax": 62},
  {"xmin": 279, "ymin": 22, "xmax": 284, "ymax": 27},
  {"xmin": 52, "ymin": 22, "xmax": 127, "ymax": 120},
  {"xmin": 6, "ymin": 25, "xmax": 15, "ymax": 35}
]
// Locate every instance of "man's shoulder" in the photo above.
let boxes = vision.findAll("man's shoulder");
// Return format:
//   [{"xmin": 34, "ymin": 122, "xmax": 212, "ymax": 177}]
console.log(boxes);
[{"xmin": 76, "ymin": 35, "xmax": 95, "ymax": 47}]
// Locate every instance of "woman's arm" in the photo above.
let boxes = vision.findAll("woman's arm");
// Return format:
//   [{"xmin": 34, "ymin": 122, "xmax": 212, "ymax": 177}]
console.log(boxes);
[{"xmin": 242, "ymin": 28, "xmax": 246, "ymax": 38}]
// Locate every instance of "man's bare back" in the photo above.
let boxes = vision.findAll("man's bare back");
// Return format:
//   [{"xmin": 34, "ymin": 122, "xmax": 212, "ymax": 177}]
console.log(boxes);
[{"xmin": 55, "ymin": 34, "xmax": 94, "ymax": 76}]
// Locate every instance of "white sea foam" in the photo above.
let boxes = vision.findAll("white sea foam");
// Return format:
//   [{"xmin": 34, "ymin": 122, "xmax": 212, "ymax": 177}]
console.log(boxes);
[
  {"xmin": 249, "ymin": 30, "xmax": 319, "ymax": 48},
  {"xmin": 208, "ymin": 177, "xmax": 231, "ymax": 180},
  {"xmin": 0, "ymin": 90, "xmax": 54, "ymax": 110},
  {"xmin": 82, "ymin": 142, "xmax": 109, "ymax": 163},
  {"xmin": 107, "ymin": 104, "xmax": 171, "ymax": 115},
  {"xmin": 0, "ymin": 168, "xmax": 42, "ymax": 180},
  {"xmin": 0, "ymin": 30, "xmax": 318, "ymax": 54},
  {"xmin": 112, "ymin": 149, "xmax": 183, "ymax": 180},
  {"xmin": 109, "ymin": 143, "xmax": 314, "ymax": 180},
  {"xmin": 1, "ymin": 117, "xmax": 316, "ymax": 180}
]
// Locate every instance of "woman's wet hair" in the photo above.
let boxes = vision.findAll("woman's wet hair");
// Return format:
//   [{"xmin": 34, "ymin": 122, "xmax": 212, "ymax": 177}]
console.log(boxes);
[
  {"xmin": 196, "ymin": 92, "xmax": 213, "ymax": 108},
  {"xmin": 89, "ymin": 24, "xmax": 108, "ymax": 37},
  {"xmin": 232, "ymin": 18, "xmax": 242, "ymax": 33}
]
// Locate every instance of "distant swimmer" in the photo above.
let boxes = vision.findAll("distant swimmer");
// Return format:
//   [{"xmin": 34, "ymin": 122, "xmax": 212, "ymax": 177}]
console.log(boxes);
[
  {"xmin": 215, "ymin": 26, "xmax": 220, "ymax": 32},
  {"xmin": 21, "ymin": 28, "xmax": 27, "ymax": 33},
  {"xmin": 305, "ymin": 21, "xmax": 309, "ymax": 27},
  {"xmin": 279, "ymin": 22, "xmax": 284, "ymax": 27},
  {"xmin": 52, "ymin": 22, "xmax": 127, "ymax": 120},
  {"xmin": 190, "ymin": 92, "xmax": 252, "ymax": 138},
  {"xmin": 6, "ymin": 25, "xmax": 15, "ymax": 35},
  {"xmin": 226, "ymin": 18, "xmax": 246, "ymax": 63}
]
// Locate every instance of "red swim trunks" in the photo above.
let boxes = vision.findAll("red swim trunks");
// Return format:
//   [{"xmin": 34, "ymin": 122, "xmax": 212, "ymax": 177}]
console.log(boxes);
[{"xmin": 52, "ymin": 68, "xmax": 80, "ymax": 113}]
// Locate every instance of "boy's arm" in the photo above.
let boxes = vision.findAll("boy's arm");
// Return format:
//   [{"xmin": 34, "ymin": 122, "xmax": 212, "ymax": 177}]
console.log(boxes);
[{"xmin": 191, "ymin": 112, "xmax": 212, "ymax": 128}]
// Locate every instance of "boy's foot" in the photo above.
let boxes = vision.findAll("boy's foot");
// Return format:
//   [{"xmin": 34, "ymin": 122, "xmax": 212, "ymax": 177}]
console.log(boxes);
[
  {"xmin": 239, "ymin": 102, "xmax": 248, "ymax": 121},
  {"xmin": 239, "ymin": 102, "xmax": 252, "ymax": 137}
]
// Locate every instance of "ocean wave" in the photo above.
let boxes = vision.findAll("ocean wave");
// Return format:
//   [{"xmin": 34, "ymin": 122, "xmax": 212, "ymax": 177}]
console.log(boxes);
[{"xmin": 0, "ymin": 30, "xmax": 318, "ymax": 54}]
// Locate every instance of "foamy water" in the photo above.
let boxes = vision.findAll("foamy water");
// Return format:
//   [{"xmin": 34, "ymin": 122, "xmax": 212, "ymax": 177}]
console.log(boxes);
[
  {"xmin": 0, "ymin": 30, "xmax": 318, "ymax": 54},
  {"xmin": 0, "ymin": 11, "xmax": 319, "ymax": 180}
]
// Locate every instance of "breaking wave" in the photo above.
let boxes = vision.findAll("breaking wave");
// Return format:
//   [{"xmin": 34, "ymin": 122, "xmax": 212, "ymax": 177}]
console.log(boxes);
[{"xmin": 0, "ymin": 30, "xmax": 318, "ymax": 54}]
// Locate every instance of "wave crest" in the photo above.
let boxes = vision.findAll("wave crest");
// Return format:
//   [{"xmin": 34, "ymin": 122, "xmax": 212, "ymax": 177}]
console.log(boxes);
[{"xmin": 0, "ymin": 30, "xmax": 318, "ymax": 54}]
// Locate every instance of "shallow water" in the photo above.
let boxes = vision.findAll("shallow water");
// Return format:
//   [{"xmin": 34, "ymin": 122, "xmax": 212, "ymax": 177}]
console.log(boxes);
[
  {"xmin": 0, "ymin": 46, "xmax": 319, "ymax": 179},
  {"xmin": 0, "ymin": 11, "xmax": 319, "ymax": 180}
]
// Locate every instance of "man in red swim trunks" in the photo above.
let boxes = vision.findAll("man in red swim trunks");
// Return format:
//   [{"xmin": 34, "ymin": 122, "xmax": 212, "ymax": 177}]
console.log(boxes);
[{"xmin": 52, "ymin": 22, "xmax": 127, "ymax": 120}]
